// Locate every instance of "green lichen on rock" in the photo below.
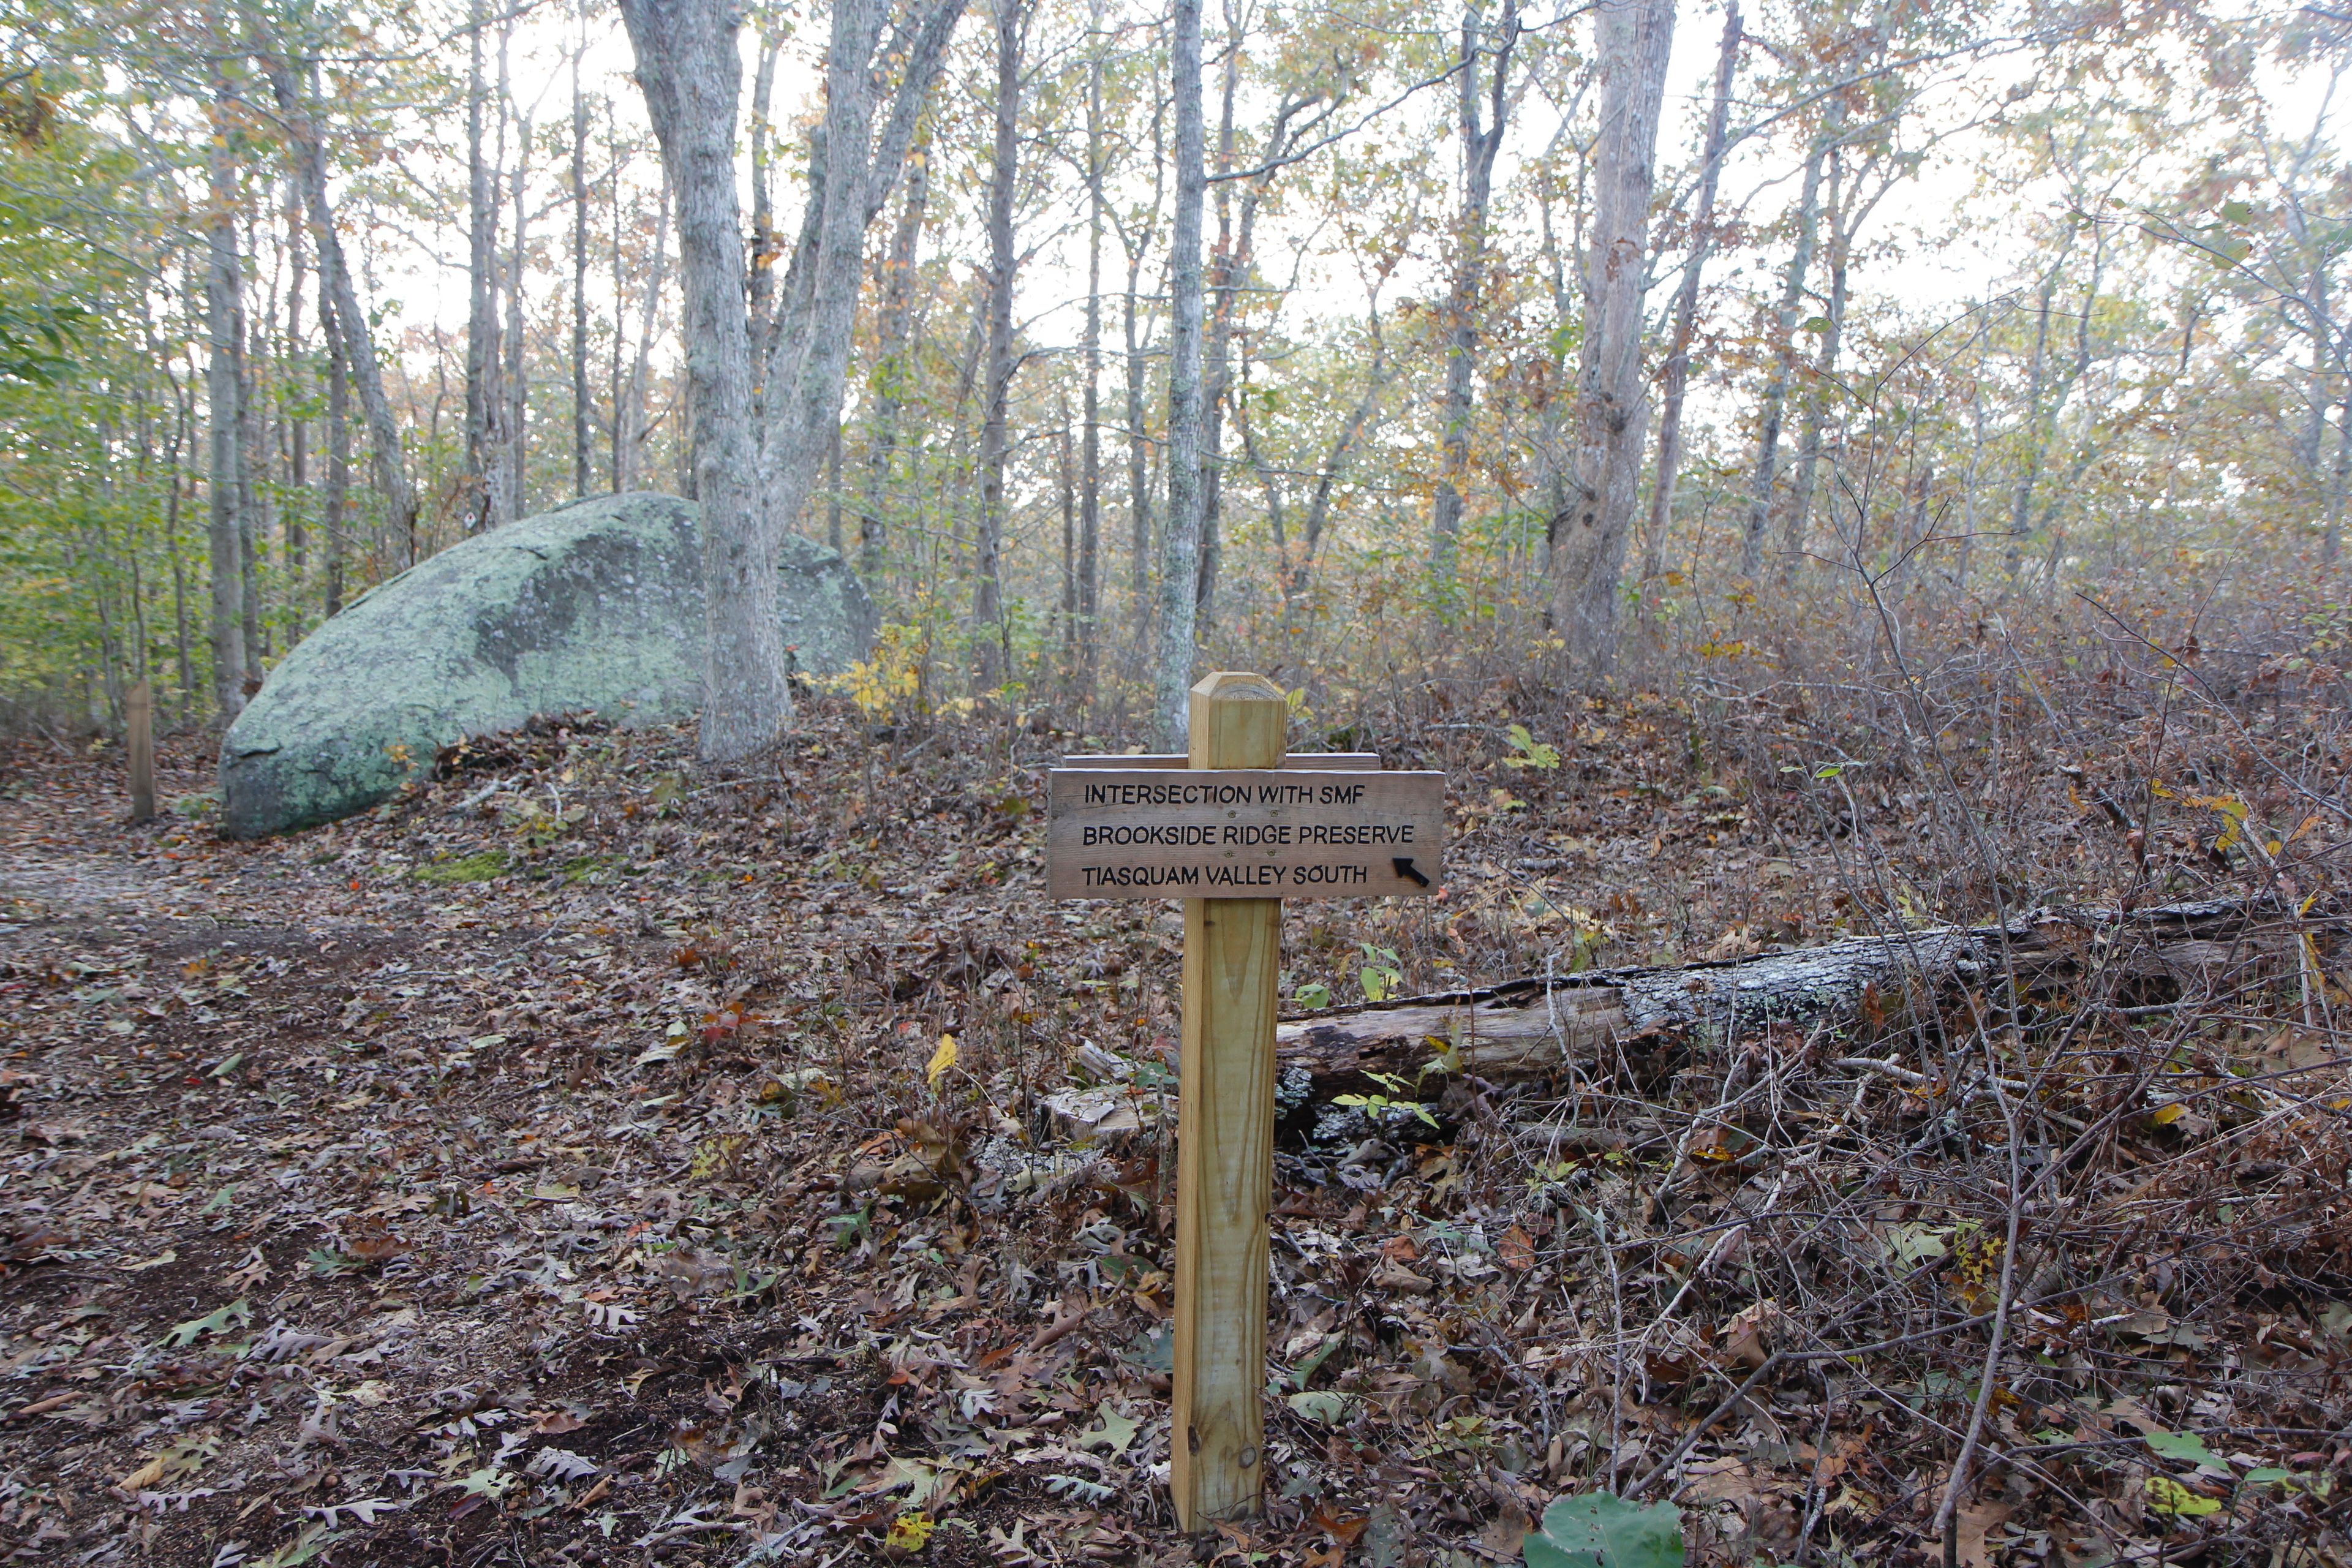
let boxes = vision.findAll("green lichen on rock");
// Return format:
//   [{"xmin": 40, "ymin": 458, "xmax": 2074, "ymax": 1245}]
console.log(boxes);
[{"xmin": 220, "ymin": 492, "xmax": 876, "ymax": 839}]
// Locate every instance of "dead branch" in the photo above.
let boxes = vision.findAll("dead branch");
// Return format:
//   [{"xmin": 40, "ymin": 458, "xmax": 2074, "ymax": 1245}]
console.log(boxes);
[{"xmin": 1276, "ymin": 895, "xmax": 2322, "ymax": 1092}]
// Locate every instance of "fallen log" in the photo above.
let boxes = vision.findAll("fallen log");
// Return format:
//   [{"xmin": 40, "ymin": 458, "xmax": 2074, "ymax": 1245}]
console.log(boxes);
[{"xmin": 1273, "ymin": 897, "xmax": 2323, "ymax": 1092}]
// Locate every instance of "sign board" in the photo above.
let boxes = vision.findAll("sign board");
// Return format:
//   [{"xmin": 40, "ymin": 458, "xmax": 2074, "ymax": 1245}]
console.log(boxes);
[{"xmin": 1046, "ymin": 767, "xmax": 1444, "ymax": 899}]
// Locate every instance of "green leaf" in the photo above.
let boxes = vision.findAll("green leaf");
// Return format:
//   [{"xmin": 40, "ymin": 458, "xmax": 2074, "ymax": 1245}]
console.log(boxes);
[
  {"xmin": 160, "ymin": 1298, "xmax": 251, "ymax": 1348},
  {"xmin": 1286, "ymin": 1389, "xmax": 1356, "ymax": 1425},
  {"xmin": 1291, "ymin": 1332, "xmax": 1344, "ymax": 1388},
  {"xmin": 0, "ymin": 301, "xmax": 86, "ymax": 386},
  {"xmin": 2220, "ymin": 199, "xmax": 2254, "ymax": 226},
  {"xmin": 2144, "ymin": 1430, "xmax": 2225, "ymax": 1472},
  {"xmin": 1523, "ymin": 1493, "xmax": 1684, "ymax": 1568},
  {"xmin": 254, "ymin": 1523, "xmax": 344, "ymax": 1568},
  {"xmin": 1501, "ymin": 723, "xmax": 1562, "ymax": 771},
  {"xmin": 1079, "ymin": 1406, "xmax": 1142, "ymax": 1457},
  {"xmin": 1882, "ymin": 1221, "xmax": 1951, "ymax": 1266},
  {"xmin": 448, "ymin": 1465, "xmax": 514, "ymax": 1500}
]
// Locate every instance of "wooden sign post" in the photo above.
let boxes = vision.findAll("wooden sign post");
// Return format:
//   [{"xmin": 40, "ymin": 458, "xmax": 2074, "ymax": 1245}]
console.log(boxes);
[
  {"xmin": 126, "ymin": 679, "xmax": 156, "ymax": 824},
  {"xmin": 1047, "ymin": 672, "xmax": 1444, "ymax": 1529}
]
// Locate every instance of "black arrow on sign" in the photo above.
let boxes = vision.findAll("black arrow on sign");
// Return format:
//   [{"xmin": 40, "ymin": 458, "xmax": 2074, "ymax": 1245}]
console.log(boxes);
[{"xmin": 1392, "ymin": 857, "xmax": 1430, "ymax": 888}]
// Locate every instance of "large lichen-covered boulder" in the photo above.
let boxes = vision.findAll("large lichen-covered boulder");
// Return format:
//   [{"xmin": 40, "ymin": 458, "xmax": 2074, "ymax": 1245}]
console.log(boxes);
[{"xmin": 220, "ymin": 492, "xmax": 875, "ymax": 838}]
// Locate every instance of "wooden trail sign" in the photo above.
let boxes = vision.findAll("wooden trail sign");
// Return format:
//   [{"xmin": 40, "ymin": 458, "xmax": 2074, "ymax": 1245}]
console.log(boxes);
[
  {"xmin": 1045, "ymin": 767, "xmax": 1444, "ymax": 899},
  {"xmin": 1047, "ymin": 673, "xmax": 1442, "ymax": 1531},
  {"xmin": 126, "ymin": 679, "xmax": 155, "ymax": 824}
]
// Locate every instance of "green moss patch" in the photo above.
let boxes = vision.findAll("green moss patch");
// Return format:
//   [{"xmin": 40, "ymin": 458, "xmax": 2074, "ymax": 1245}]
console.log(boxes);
[{"xmin": 412, "ymin": 849, "xmax": 508, "ymax": 885}]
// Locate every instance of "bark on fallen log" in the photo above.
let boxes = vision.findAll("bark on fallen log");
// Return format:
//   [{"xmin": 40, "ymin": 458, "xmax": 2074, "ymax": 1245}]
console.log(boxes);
[{"xmin": 1273, "ymin": 897, "xmax": 2324, "ymax": 1092}]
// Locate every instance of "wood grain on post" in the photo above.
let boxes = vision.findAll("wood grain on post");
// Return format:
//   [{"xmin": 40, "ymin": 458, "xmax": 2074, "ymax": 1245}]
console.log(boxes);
[
  {"xmin": 1171, "ymin": 671, "xmax": 1285, "ymax": 1530},
  {"xmin": 126, "ymin": 680, "xmax": 156, "ymax": 824}
]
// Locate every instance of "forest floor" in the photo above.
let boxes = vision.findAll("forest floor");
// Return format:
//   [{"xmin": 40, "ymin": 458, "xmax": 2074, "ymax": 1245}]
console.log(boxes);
[{"xmin": 0, "ymin": 685, "xmax": 2346, "ymax": 1568}]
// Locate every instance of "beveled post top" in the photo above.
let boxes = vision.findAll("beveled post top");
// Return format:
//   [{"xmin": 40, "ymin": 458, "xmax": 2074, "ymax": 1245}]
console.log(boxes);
[
  {"xmin": 1187, "ymin": 672, "xmax": 1289, "ymax": 771},
  {"xmin": 1188, "ymin": 670, "xmax": 1286, "ymax": 704}
]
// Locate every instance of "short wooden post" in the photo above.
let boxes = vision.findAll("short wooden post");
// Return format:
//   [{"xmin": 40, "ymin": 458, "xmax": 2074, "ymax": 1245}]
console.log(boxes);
[
  {"xmin": 1170, "ymin": 671, "xmax": 1286, "ymax": 1529},
  {"xmin": 126, "ymin": 679, "xmax": 156, "ymax": 824}
]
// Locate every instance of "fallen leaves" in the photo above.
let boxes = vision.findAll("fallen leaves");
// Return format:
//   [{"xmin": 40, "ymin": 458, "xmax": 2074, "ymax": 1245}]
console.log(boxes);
[
  {"xmin": 1953, "ymin": 1499, "xmax": 2014, "ymax": 1568},
  {"xmin": 1, "ymin": 687, "xmax": 2346, "ymax": 1568}
]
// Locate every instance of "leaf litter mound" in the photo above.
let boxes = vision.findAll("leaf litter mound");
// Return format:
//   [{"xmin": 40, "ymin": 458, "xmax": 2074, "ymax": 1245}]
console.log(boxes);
[{"xmin": 0, "ymin": 682, "xmax": 2348, "ymax": 1567}]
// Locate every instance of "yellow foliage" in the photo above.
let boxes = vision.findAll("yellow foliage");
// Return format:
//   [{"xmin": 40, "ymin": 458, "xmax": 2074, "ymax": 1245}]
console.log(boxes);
[
  {"xmin": 688, "ymin": 1133, "xmax": 748, "ymax": 1180},
  {"xmin": 2145, "ymin": 1476, "xmax": 2222, "ymax": 1517},
  {"xmin": 885, "ymin": 1512, "xmax": 935, "ymax": 1553},
  {"xmin": 827, "ymin": 606, "xmax": 932, "ymax": 722}
]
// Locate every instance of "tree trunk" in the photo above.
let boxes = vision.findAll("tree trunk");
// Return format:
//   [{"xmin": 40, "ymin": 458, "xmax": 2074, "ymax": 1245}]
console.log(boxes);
[
  {"xmin": 824, "ymin": 424, "xmax": 843, "ymax": 553},
  {"xmin": 1545, "ymin": 0, "xmax": 1674, "ymax": 670},
  {"xmin": 1079, "ymin": 2, "xmax": 1104, "ymax": 682},
  {"xmin": 1196, "ymin": 82, "xmax": 1329, "ymax": 631},
  {"xmin": 756, "ymin": 0, "xmax": 967, "ymax": 639},
  {"xmin": 618, "ymin": 0, "xmax": 772, "ymax": 761},
  {"xmin": 1123, "ymin": 60, "xmax": 1167, "ymax": 666},
  {"xmin": 1126, "ymin": 268, "xmax": 1152, "ymax": 648},
  {"xmin": 1276, "ymin": 898, "xmax": 2323, "ymax": 1095},
  {"xmin": 973, "ymin": 0, "xmax": 1022, "ymax": 694},
  {"xmin": 255, "ymin": 39, "xmax": 419, "ymax": 573},
  {"xmin": 2009, "ymin": 220, "xmax": 2092, "ymax": 578},
  {"xmin": 621, "ymin": 175, "xmax": 671, "ymax": 491},
  {"xmin": 2328, "ymin": 376, "xmax": 2350, "ymax": 565},
  {"xmin": 1295, "ymin": 317, "xmax": 1388, "ymax": 601},
  {"xmin": 1058, "ymin": 398, "xmax": 1076, "ymax": 655},
  {"xmin": 1236, "ymin": 355, "xmax": 1287, "ymax": 578},
  {"xmin": 609, "ymin": 122, "xmax": 627, "ymax": 493},
  {"xmin": 1738, "ymin": 116, "xmax": 1830, "ymax": 581},
  {"xmin": 747, "ymin": 30, "xmax": 783, "ymax": 394},
  {"xmin": 285, "ymin": 187, "xmax": 307, "ymax": 591},
  {"xmin": 1197, "ymin": 32, "xmax": 1239, "ymax": 624},
  {"xmin": 466, "ymin": 0, "xmax": 498, "ymax": 532},
  {"xmin": 1429, "ymin": 0, "xmax": 1520, "ymax": 582},
  {"xmin": 321, "ymin": 266, "xmax": 349, "ymax": 616},
  {"xmin": 483, "ymin": 18, "xmax": 517, "ymax": 526},
  {"xmin": 1640, "ymin": 2, "xmax": 1739, "ymax": 588},
  {"xmin": 1154, "ymin": 0, "xmax": 1208, "ymax": 747},
  {"xmin": 506, "ymin": 93, "xmax": 532, "ymax": 521},
  {"xmin": 162, "ymin": 365, "xmax": 194, "ymax": 706},
  {"xmin": 205, "ymin": 45, "xmax": 247, "ymax": 724},
  {"xmin": 861, "ymin": 139, "xmax": 930, "ymax": 578},
  {"xmin": 572, "ymin": 5, "xmax": 591, "ymax": 499},
  {"xmin": 236, "ymin": 199, "xmax": 263, "ymax": 687},
  {"xmin": 1124, "ymin": 97, "xmax": 1161, "ymax": 655},
  {"xmin": 1782, "ymin": 144, "xmax": 1846, "ymax": 579}
]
